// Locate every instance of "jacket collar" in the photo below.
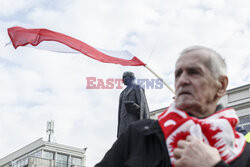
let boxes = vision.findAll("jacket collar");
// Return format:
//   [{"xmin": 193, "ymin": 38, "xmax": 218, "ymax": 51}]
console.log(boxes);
[{"xmin": 136, "ymin": 120, "xmax": 162, "ymax": 136}]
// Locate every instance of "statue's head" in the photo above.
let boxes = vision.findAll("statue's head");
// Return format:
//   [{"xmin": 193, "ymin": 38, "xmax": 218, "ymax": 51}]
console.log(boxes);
[{"xmin": 122, "ymin": 71, "xmax": 135, "ymax": 86}]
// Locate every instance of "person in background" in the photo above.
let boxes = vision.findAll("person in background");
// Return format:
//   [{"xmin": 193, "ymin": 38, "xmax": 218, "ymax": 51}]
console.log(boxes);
[{"xmin": 245, "ymin": 131, "xmax": 250, "ymax": 142}]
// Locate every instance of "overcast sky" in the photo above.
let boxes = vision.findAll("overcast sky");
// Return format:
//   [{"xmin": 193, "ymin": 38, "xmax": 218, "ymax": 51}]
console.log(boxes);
[{"xmin": 0, "ymin": 0, "xmax": 250, "ymax": 166}]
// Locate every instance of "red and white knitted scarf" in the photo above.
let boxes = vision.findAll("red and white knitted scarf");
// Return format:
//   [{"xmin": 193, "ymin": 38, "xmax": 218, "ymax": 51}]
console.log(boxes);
[{"xmin": 158, "ymin": 103, "xmax": 246, "ymax": 166}]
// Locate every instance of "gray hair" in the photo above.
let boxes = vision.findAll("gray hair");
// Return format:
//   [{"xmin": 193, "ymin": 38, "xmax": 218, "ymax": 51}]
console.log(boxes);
[{"xmin": 180, "ymin": 46, "xmax": 227, "ymax": 79}]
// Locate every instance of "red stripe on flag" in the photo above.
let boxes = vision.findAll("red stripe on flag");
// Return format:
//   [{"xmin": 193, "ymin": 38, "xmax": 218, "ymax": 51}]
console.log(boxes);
[{"xmin": 7, "ymin": 26, "xmax": 146, "ymax": 66}]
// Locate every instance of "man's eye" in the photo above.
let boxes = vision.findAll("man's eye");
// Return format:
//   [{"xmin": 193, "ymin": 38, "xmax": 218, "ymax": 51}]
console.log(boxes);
[
  {"xmin": 189, "ymin": 69, "xmax": 200, "ymax": 75},
  {"xmin": 175, "ymin": 71, "xmax": 182, "ymax": 78}
]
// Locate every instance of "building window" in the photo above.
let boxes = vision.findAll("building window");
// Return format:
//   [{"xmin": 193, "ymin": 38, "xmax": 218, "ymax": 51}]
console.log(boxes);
[
  {"xmin": 239, "ymin": 115, "xmax": 250, "ymax": 132},
  {"xmin": 13, "ymin": 157, "xmax": 28, "ymax": 167},
  {"xmin": 43, "ymin": 150, "xmax": 54, "ymax": 160},
  {"xmin": 32, "ymin": 150, "xmax": 42, "ymax": 158},
  {"xmin": 71, "ymin": 157, "xmax": 82, "ymax": 166},
  {"xmin": 56, "ymin": 153, "xmax": 68, "ymax": 167}
]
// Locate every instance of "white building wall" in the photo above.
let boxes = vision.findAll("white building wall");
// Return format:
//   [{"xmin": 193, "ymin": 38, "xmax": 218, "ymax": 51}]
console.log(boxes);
[{"xmin": 0, "ymin": 139, "xmax": 87, "ymax": 167}]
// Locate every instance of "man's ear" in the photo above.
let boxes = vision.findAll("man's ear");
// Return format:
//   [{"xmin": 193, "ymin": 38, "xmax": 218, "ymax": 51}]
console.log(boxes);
[{"xmin": 216, "ymin": 75, "xmax": 228, "ymax": 97}]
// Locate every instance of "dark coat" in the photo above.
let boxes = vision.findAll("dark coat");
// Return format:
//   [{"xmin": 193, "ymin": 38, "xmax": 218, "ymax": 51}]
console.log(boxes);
[
  {"xmin": 96, "ymin": 119, "xmax": 250, "ymax": 167},
  {"xmin": 117, "ymin": 84, "xmax": 149, "ymax": 138}
]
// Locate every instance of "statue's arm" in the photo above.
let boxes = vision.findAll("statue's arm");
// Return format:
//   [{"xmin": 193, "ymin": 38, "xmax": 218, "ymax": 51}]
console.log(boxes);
[{"xmin": 125, "ymin": 101, "xmax": 140, "ymax": 115}]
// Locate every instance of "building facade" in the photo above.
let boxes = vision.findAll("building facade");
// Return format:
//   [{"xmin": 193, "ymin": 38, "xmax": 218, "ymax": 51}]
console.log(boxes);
[
  {"xmin": 0, "ymin": 138, "xmax": 87, "ymax": 167},
  {"xmin": 150, "ymin": 83, "xmax": 250, "ymax": 132}
]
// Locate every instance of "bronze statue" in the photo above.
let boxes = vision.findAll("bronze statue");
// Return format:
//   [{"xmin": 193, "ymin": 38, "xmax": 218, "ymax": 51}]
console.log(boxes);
[{"xmin": 117, "ymin": 71, "xmax": 149, "ymax": 138}]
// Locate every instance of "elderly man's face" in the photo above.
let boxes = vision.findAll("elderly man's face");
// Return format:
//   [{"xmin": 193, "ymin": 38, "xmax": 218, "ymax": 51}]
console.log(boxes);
[{"xmin": 174, "ymin": 50, "xmax": 220, "ymax": 117}]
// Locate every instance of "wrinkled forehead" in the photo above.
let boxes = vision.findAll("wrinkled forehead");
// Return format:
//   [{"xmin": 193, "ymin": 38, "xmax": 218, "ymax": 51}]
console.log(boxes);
[{"xmin": 176, "ymin": 49, "xmax": 210, "ymax": 68}]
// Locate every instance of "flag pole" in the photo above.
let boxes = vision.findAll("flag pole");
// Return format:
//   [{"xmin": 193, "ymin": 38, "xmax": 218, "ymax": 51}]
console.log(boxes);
[{"xmin": 144, "ymin": 64, "xmax": 175, "ymax": 94}]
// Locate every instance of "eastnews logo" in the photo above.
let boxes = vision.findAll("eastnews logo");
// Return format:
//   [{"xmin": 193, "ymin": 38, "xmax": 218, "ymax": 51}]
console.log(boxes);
[{"xmin": 86, "ymin": 77, "xmax": 164, "ymax": 89}]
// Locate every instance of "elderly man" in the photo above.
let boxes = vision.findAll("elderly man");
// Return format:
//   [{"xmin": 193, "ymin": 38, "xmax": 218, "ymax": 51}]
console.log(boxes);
[{"xmin": 95, "ymin": 46, "xmax": 250, "ymax": 167}]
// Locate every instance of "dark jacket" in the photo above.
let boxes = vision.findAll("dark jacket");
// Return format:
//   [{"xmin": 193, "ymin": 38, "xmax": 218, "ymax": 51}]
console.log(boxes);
[
  {"xmin": 117, "ymin": 84, "xmax": 149, "ymax": 138},
  {"xmin": 96, "ymin": 119, "xmax": 250, "ymax": 167}
]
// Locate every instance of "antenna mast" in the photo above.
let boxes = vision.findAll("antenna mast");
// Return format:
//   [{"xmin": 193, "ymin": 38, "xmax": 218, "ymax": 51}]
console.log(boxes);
[{"xmin": 46, "ymin": 120, "xmax": 54, "ymax": 142}]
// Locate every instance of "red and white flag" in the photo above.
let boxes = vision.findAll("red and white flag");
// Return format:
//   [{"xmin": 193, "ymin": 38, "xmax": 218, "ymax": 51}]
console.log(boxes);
[{"xmin": 7, "ymin": 26, "xmax": 146, "ymax": 66}]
